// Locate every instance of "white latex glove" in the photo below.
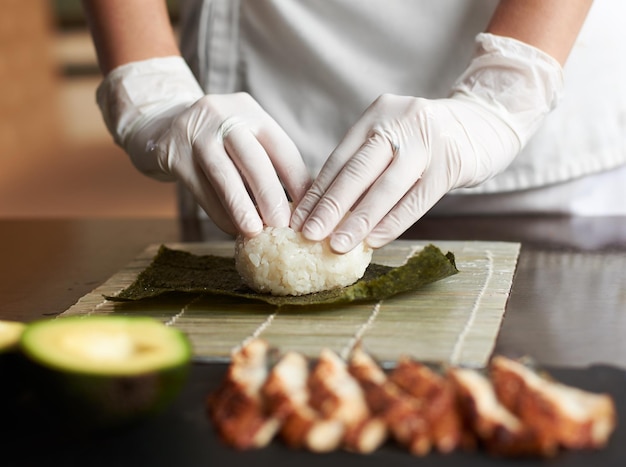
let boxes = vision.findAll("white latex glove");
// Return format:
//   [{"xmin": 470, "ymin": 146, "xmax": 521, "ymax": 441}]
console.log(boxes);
[
  {"xmin": 291, "ymin": 33, "xmax": 563, "ymax": 253},
  {"xmin": 96, "ymin": 56, "xmax": 311, "ymax": 236}
]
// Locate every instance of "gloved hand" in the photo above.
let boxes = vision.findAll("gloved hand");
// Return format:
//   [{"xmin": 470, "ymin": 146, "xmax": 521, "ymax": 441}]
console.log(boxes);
[
  {"xmin": 290, "ymin": 33, "xmax": 563, "ymax": 253},
  {"xmin": 96, "ymin": 56, "xmax": 311, "ymax": 237}
]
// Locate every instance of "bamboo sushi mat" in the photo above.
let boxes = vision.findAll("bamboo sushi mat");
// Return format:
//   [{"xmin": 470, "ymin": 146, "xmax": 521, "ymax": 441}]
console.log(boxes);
[{"xmin": 60, "ymin": 240, "xmax": 520, "ymax": 367}]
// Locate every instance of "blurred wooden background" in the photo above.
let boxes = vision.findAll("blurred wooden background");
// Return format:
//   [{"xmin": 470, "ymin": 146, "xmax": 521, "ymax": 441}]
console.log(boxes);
[{"xmin": 0, "ymin": 0, "xmax": 179, "ymax": 218}]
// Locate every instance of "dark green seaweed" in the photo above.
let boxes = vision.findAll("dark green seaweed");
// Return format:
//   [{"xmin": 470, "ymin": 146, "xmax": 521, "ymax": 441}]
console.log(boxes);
[{"xmin": 107, "ymin": 244, "xmax": 458, "ymax": 307}]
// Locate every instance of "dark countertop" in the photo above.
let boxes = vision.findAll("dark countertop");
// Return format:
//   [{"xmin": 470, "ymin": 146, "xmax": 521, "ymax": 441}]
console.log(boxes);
[{"xmin": 2, "ymin": 216, "xmax": 625, "ymax": 466}]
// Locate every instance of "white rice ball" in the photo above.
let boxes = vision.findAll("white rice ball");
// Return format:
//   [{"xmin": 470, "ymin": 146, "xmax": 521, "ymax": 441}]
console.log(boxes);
[{"xmin": 235, "ymin": 226, "xmax": 373, "ymax": 296}]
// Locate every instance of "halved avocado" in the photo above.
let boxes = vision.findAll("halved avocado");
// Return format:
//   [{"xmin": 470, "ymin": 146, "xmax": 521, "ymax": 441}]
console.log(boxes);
[{"xmin": 19, "ymin": 315, "xmax": 192, "ymax": 429}]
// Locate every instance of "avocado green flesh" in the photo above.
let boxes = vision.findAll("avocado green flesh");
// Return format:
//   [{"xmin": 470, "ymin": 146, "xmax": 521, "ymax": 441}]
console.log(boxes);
[
  {"xmin": 0, "ymin": 320, "xmax": 26, "ymax": 353},
  {"xmin": 21, "ymin": 316, "xmax": 190, "ymax": 374},
  {"xmin": 19, "ymin": 316, "xmax": 192, "ymax": 428}
]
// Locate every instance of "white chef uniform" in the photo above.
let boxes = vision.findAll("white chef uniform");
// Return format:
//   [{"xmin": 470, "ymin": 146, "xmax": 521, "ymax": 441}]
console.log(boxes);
[{"xmin": 177, "ymin": 0, "xmax": 626, "ymax": 226}]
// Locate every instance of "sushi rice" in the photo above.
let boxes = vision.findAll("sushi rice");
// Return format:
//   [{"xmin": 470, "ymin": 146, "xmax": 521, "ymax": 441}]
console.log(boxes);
[{"xmin": 235, "ymin": 226, "xmax": 373, "ymax": 296}]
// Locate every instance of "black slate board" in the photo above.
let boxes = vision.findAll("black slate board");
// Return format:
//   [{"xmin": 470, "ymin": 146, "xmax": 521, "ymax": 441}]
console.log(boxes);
[{"xmin": 4, "ymin": 363, "xmax": 626, "ymax": 467}]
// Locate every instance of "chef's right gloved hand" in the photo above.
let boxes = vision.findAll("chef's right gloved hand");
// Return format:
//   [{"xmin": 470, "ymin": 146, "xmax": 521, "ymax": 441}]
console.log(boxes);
[{"xmin": 96, "ymin": 56, "xmax": 311, "ymax": 237}]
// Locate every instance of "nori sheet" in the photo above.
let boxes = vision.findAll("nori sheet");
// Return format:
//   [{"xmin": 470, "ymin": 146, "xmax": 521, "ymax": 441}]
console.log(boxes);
[{"xmin": 107, "ymin": 244, "xmax": 458, "ymax": 307}]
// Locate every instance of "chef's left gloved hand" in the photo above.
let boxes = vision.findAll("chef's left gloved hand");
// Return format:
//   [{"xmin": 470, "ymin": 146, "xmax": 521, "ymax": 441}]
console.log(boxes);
[{"xmin": 290, "ymin": 33, "xmax": 563, "ymax": 253}]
